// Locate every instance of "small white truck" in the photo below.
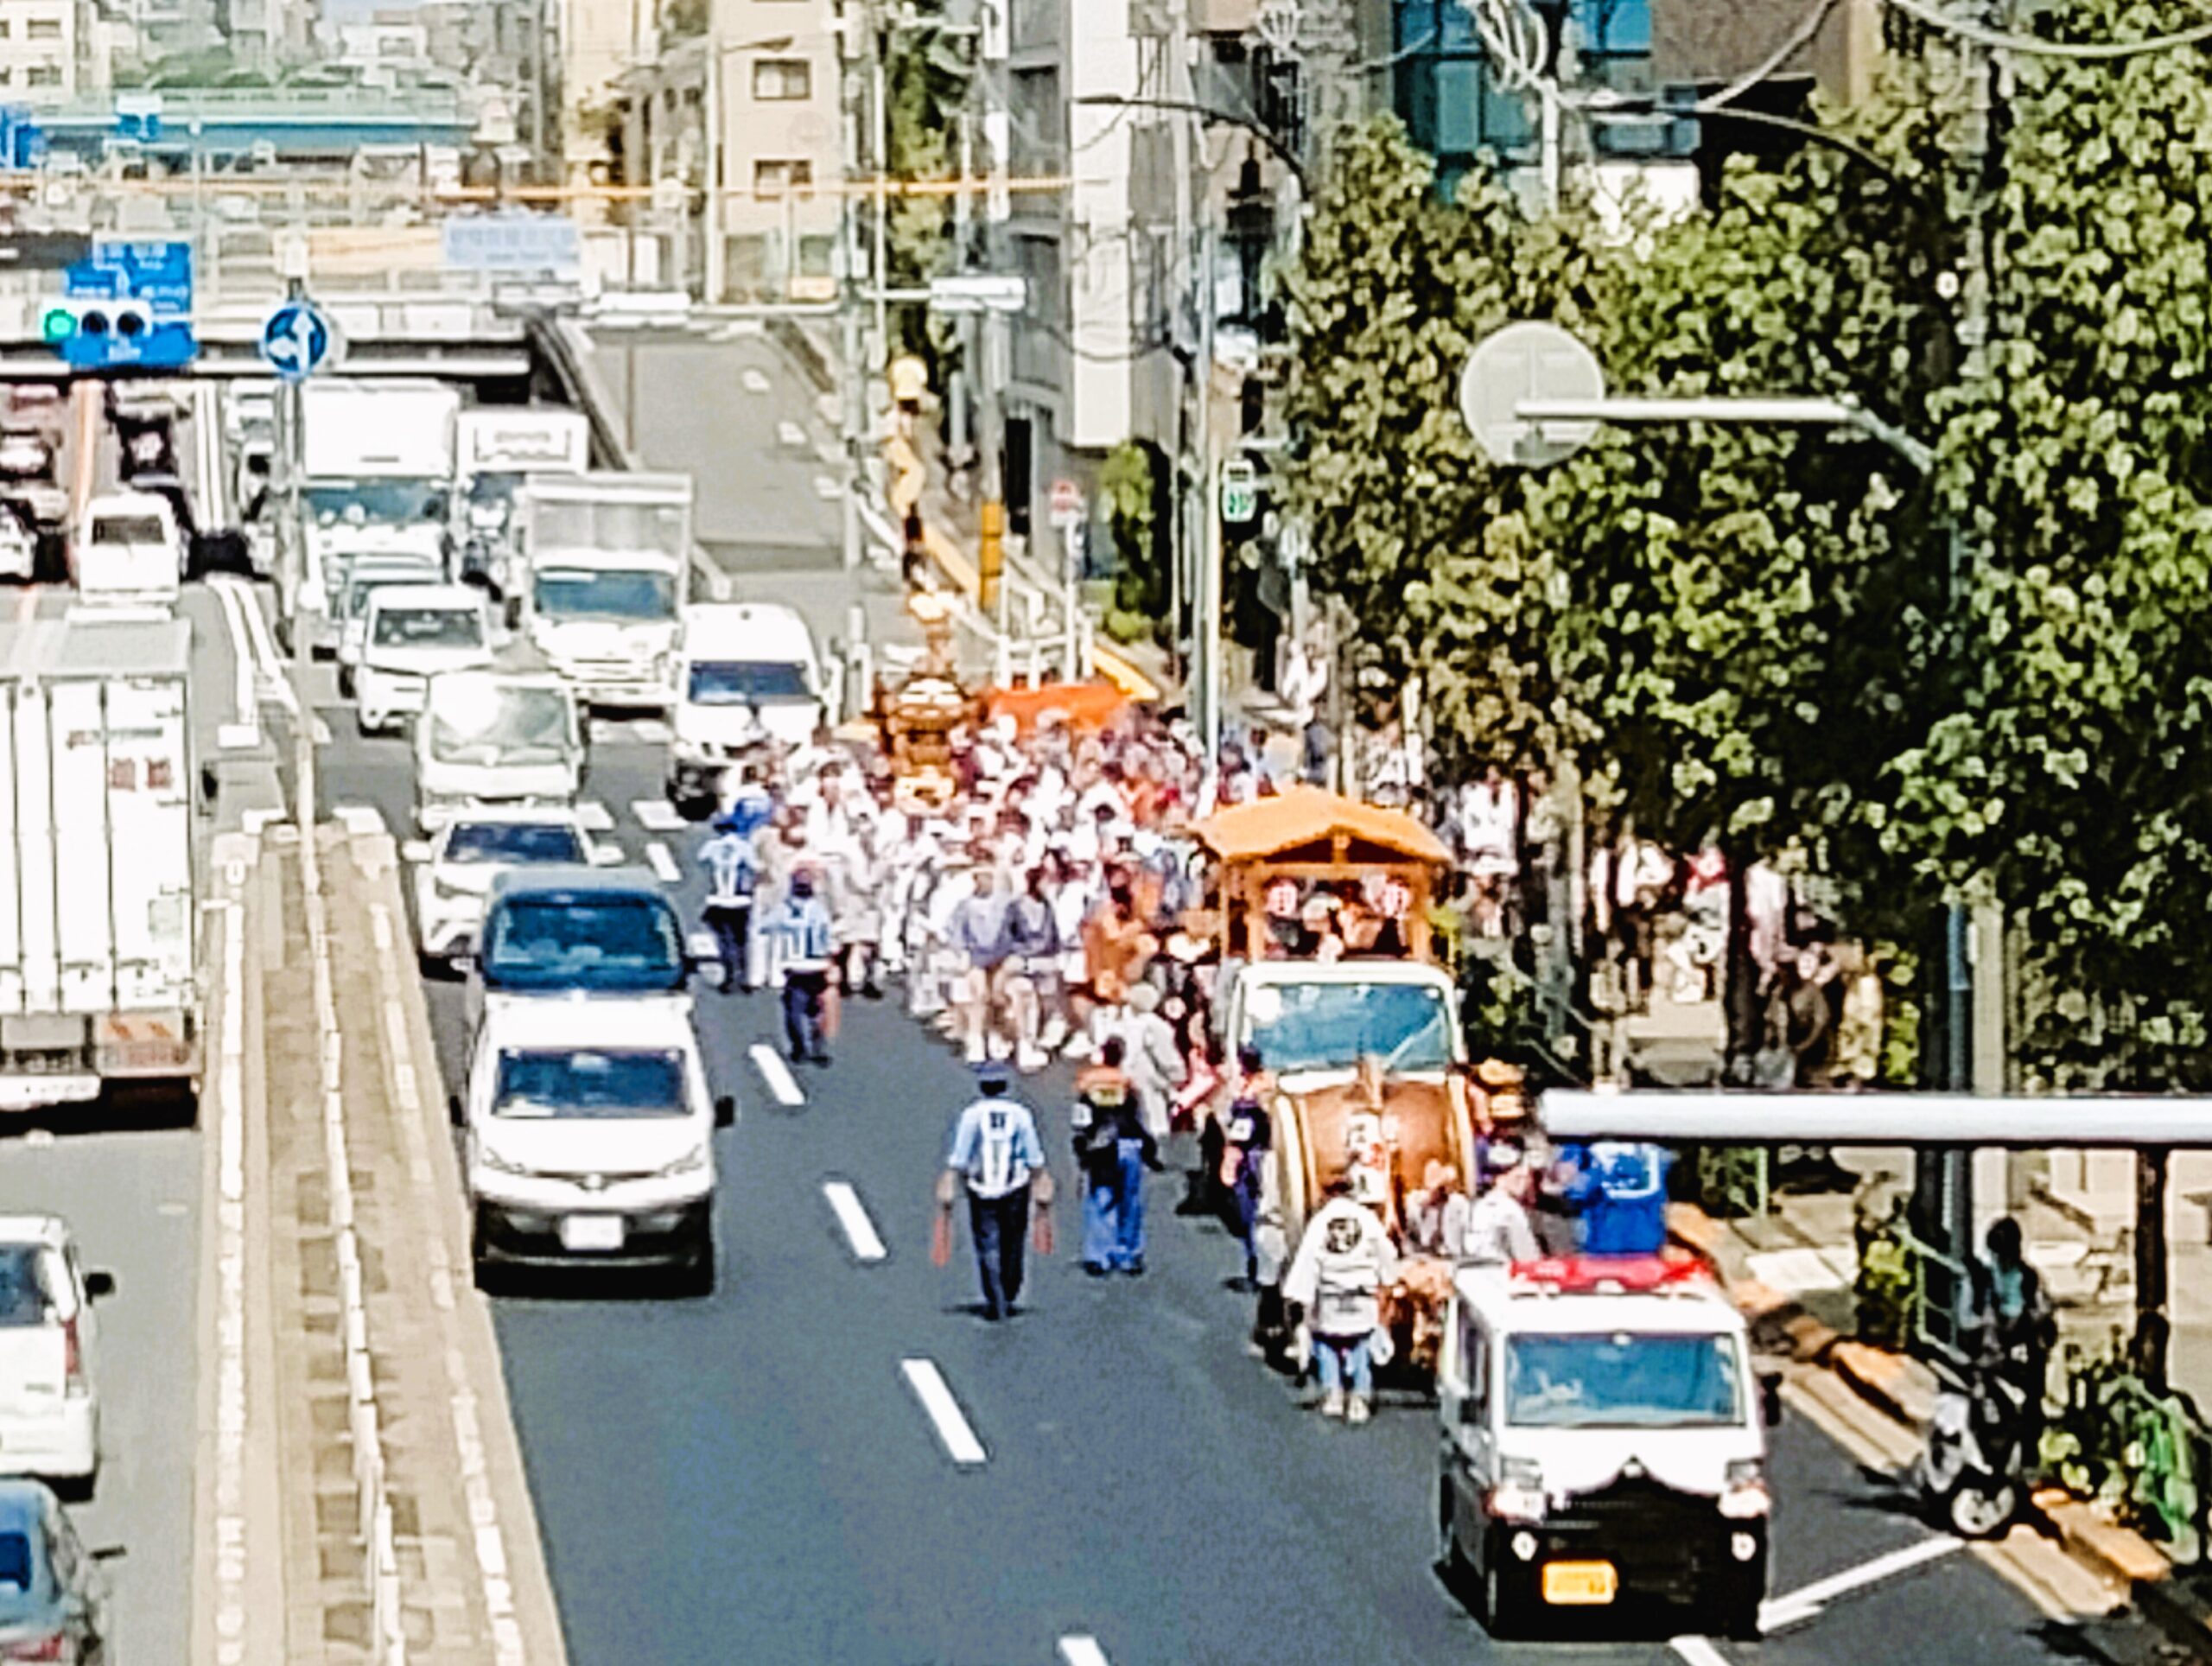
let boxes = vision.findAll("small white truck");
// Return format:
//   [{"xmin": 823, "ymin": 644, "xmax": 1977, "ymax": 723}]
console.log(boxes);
[
  {"xmin": 415, "ymin": 670, "xmax": 585, "ymax": 832},
  {"xmin": 450, "ymin": 408, "xmax": 590, "ymax": 594},
  {"xmin": 516, "ymin": 472, "xmax": 690, "ymax": 712},
  {"xmin": 0, "ymin": 616, "xmax": 198, "ymax": 1112}
]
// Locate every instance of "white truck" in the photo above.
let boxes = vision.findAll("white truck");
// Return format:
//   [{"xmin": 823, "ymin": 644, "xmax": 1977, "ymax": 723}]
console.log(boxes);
[
  {"xmin": 516, "ymin": 473, "xmax": 690, "ymax": 712},
  {"xmin": 450, "ymin": 408, "xmax": 591, "ymax": 595},
  {"xmin": 73, "ymin": 491, "xmax": 184, "ymax": 610},
  {"xmin": 415, "ymin": 670, "xmax": 585, "ymax": 832},
  {"xmin": 284, "ymin": 379, "xmax": 461, "ymax": 656},
  {"xmin": 666, "ymin": 602, "xmax": 825, "ymax": 811},
  {"xmin": 0, "ymin": 617, "xmax": 198, "ymax": 1112}
]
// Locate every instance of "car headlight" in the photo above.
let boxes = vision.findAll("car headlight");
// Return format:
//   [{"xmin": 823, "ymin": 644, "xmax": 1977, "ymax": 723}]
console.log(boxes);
[
  {"xmin": 429, "ymin": 871, "xmax": 475, "ymax": 906},
  {"xmin": 1720, "ymin": 1457, "xmax": 1770, "ymax": 1519},
  {"xmin": 475, "ymin": 1142, "xmax": 529, "ymax": 1176},
  {"xmin": 1488, "ymin": 1457, "xmax": 1547, "ymax": 1523},
  {"xmin": 656, "ymin": 1143, "xmax": 709, "ymax": 1179}
]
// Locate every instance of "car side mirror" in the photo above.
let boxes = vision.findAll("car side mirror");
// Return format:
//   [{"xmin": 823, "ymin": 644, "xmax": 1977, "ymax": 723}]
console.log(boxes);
[
  {"xmin": 83, "ymin": 1270, "xmax": 115, "ymax": 1300},
  {"xmin": 401, "ymin": 840, "xmax": 433, "ymax": 863},
  {"xmin": 1760, "ymin": 1371, "xmax": 1784, "ymax": 1428},
  {"xmin": 448, "ymin": 1093, "xmax": 466, "ymax": 1129},
  {"xmin": 714, "ymin": 1094, "xmax": 736, "ymax": 1129}
]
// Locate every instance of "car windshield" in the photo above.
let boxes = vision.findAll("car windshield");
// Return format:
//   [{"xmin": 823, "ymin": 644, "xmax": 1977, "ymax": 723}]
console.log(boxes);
[
  {"xmin": 688, "ymin": 660, "xmax": 811, "ymax": 704},
  {"xmin": 373, "ymin": 607, "xmax": 483, "ymax": 649},
  {"xmin": 305, "ymin": 480, "xmax": 441, "ymax": 524},
  {"xmin": 425, "ymin": 685, "xmax": 577, "ymax": 767},
  {"xmin": 480, "ymin": 895, "xmax": 686, "ymax": 992},
  {"xmin": 1243, "ymin": 979, "xmax": 1453, "ymax": 1073},
  {"xmin": 493, "ymin": 1048, "xmax": 688, "ymax": 1119},
  {"xmin": 0, "ymin": 1247, "xmax": 49, "ymax": 1327},
  {"xmin": 92, "ymin": 515, "xmax": 167, "ymax": 547},
  {"xmin": 534, "ymin": 569, "xmax": 677, "ymax": 622},
  {"xmin": 1505, "ymin": 1332, "xmax": 1745, "ymax": 1429},
  {"xmin": 445, "ymin": 823, "xmax": 585, "ymax": 865}
]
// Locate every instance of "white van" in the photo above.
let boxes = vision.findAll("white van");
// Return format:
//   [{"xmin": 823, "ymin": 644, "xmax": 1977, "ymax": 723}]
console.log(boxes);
[
  {"xmin": 455, "ymin": 998, "xmax": 733, "ymax": 1294},
  {"xmin": 667, "ymin": 602, "xmax": 823, "ymax": 810},
  {"xmin": 1434, "ymin": 1256, "xmax": 1775, "ymax": 1639},
  {"xmin": 73, "ymin": 492, "xmax": 182, "ymax": 607},
  {"xmin": 355, "ymin": 584, "xmax": 494, "ymax": 734}
]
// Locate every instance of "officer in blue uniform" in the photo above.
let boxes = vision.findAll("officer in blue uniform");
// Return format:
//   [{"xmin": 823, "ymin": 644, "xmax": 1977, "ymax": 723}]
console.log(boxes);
[{"xmin": 940, "ymin": 1062, "xmax": 1052, "ymax": 1321}]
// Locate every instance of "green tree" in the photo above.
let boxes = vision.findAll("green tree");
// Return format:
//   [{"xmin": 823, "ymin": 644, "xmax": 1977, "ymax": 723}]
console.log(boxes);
[{"xmin": 1100, "ymin": 440, "xmax": 1169, "ymax": 643}]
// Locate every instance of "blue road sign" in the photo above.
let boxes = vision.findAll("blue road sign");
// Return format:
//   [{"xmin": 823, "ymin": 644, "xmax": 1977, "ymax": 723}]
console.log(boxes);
[
  {"xmin": 55, "ymin": 320, "xmax": 196, "ymax": 374},
  {"xmin": 259, "ymin": 299, "xmax": 333, "ymax": 383},
  {"xmin": 84, "ymin": 239, "xmax": 192, "ymax": 318}
]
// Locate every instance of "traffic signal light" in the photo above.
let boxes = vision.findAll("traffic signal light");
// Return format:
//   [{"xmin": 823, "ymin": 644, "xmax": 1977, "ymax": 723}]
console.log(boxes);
[{"xmin": 40, "ymin": 298, "xmax": 152, "ymax": 347}]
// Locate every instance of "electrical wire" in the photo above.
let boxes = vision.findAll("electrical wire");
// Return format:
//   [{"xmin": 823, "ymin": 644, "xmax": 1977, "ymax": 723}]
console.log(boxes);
[{"xmin": 1878, "ymin": 0, "xmax": 2212, "ymax": 58}]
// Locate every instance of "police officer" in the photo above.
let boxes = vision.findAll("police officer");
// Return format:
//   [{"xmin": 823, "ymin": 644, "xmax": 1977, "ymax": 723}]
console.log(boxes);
[
  {"xmin": 939, "ymin": 1062, "xmax": 1053, "ymax": 1321},
  {"xmin": 766, "ymin": 868, "xmax": 836, "ymax": 1065},
  {"xmin": 697, "ymin": 812, "xmax": 759, "ymax": 993}
]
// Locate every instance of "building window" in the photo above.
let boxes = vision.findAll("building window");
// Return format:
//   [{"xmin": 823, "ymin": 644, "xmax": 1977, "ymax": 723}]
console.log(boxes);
[
  {"xmin": 753, "ymin": 158, "xmax": 813, "ymax": 195},
  {"xmin": 0, "ymin": 67, "xmax": 12, "ymax": 84},
  {"xmin": 24, "ymin": 17, "xmax": 60, "ymax": 38},
  {"xmin": 0, "ymin": 22, "xmax": 12, "ymax": 38},
  {"xmin": 22, "ymin": 65, "xmax": 59, "ymax": 85},
  {"xmin": 752, "ymin": 58, "xmax": 810, "ymax": 100}
]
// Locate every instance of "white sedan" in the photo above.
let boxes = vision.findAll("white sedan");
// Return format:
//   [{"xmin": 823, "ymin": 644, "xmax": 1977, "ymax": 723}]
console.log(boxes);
[
  {"xmin": 0, "ymin": 1217, "xmax": 113, "ymax": 1493},
  {"xmin": 404, "ymin": 806, "xmax": 615, "ymax": 970}
]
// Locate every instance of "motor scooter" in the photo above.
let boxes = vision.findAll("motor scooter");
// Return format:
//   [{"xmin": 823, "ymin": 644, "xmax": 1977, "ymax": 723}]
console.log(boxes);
[{"xmin": 1915, "ymin": 1345, "xmax": 2036, "ymax": 1537}]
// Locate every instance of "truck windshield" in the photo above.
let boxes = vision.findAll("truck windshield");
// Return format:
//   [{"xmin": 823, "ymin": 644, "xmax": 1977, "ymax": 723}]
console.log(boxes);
[
  {"xmin": 1505, "ymin": 1333, "xmax": 1745, "ymax": 1429},
  {"xmin": 445, "ymin": 822, "xmax": 586, "ymax": 865},
  {"xmin": 373, "ymin": 607, "xmax": 483, "ymax": 649},
  {"xmin": 426, "ymin": 684, "xmax": 577, "ymax": 767},
  {"xmin": 93, "ymin": 515, "xmax": 167, "ymax": 547},
  {"xmin": 349, "ymin": 575, "xmax": 433, "ymax": 618},
  {"xmin": 493, "ymin": 1048, "xmax": 688, "ymax": 1119},
  {"xmin": 480, "ymin": 894, "xmax": 686, "ymax": 992},
  {"xmin": 1244, "ymin": 980, "xmax": 1453, "ymax": 1073},
  {"xmin": 688, "ymin": 661, "xmax": 811, "ymax": 703},
  {"xmin": 532, "ymin": 500, "xmax": 685, "ymax": 558},
  {"xmin": 304, "ymin": 480, "xmax": 441, "ymax": 524},
  {"xmin": 534, "ymin": 569, "xmax": 677, "ymax": 622}
]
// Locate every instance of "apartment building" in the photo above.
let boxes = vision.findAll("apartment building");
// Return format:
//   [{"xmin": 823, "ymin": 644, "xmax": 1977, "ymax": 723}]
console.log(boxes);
[
  {"xmin": 0, "ymin": 0, "xmax": 87, "ymax": 104},
  {"xmin": 613, "ymin": 0, "xmax": 844, "ymax": 301}
]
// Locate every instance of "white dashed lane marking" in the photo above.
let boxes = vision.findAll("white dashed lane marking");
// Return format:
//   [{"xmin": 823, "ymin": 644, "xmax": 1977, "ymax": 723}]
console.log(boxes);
[
  {"xmin": 632, "ymin": 798, "xmax": 686, "ymax": 832},
  {"xmin": 645, "ymin": 841, "xmax": 681, "ymax": 885},
  {"xmin": 822, "ymin": 1181, "xmax": 887, "ymax": 1262},
  {"xmin": 575, "ymin": 799, "xmax": 614, "ymax": 832},
  {"xmin": 748, "ymin": 1044, "xmax": 804, "ymax": 1107},
  {"xmin": 1058, "ymin": 1639, "xmax": 1109, "ymax": 1666},
  {"xmin": 900, "ymin": 1358, "xmax": 987, "ymax": 1467},
  {"xmin": 1760, "ymin": 1534, "xmax": 1961, "ymax": 1631}
]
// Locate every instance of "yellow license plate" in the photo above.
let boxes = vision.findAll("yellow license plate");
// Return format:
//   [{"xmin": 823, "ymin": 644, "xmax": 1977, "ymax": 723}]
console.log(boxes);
[{"xmin": 1541, "ymin": 1561, "xmax": 1619, "ymax": 1606}]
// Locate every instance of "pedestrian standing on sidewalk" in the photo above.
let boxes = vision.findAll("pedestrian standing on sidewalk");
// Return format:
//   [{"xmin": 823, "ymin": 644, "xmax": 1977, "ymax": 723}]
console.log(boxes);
[
  {"xmin": 697, "ymin": 811, "xmax": 759, "ymax": 993},
  {"xmin": 765, "ymin": 868, "xmax": 836, "ymax": 1065},
  {"xmin": 1283, "ymin": 1173, "xmax": 1400, "ymax": 1424},
  {"xmin": 939, "ymin": 1061, "xmax": 1053, "ymax": 1322}
]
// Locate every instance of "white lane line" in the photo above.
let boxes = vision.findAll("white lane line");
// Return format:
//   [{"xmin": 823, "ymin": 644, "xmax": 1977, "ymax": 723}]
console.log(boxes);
[
  {"xmin": 1759, "ymin": 1534, "xmax": 1962, "ymax": 1631},
  {"xmin": 211, "ymin": 575, "xmax": 258, "ymax": 727},
  {"xmin": 900, "ymin": 1358, "xmax": 987, "ymax": 1467},
  {"xmin": 575, "ymin": 799, "xmax": 614, "ymax": 832},
  {"xmin": 632, "ymin": 798, "xmax": 685, "ymax": 831},
  {"xmin": 1058, "ymin": 1637, "xmax": 1110, "ymax": 1666},
  {"xmin": 1669, "ymin": 1638, "xmax": 1731, "ymax": 1666},
  {"xmin": 236, "ymin": 580, "xmax": 300, "ymax": 714},
  {"xmin": 645, "ymin": 840, "xmax": 681, "ymax": 885},
  {"xmin": 748, "ymin": 1043, "xmax": 804, "ymax": 1107},
  {"xmin": 822, "ymin": 1181, "xmax": 887, "ymax": 1262},
  {"xmin": 741, "ymin": 367, "xmax": 772, "ymax": 393}
]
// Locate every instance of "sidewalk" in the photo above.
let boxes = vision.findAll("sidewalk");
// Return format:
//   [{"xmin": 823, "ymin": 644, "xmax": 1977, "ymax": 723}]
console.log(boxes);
[{"xmin": 1677, "ymin": 1157, "xmax": 2212, "ymax": 1657}]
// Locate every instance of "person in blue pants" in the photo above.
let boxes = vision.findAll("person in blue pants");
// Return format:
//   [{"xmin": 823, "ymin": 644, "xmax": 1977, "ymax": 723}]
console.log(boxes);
[{"xmin": 1073, "ymin": 1039, "xmax": 1134, "ymax": 1275}]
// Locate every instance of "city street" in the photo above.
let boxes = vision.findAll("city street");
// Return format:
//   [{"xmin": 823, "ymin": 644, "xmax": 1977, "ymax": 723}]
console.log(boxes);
[{"xmin": 307, "ymin": 722, "xmax": 2168, "ymax": 1666}]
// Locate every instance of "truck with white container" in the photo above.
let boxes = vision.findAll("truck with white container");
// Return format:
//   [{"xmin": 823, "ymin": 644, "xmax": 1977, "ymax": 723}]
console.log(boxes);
[
  {"xmin": 449, "ymin": 407, "xmax": 591, "ymax": 595},
  {"xmin": 0, "ymin": 616, "xmax": 198, "ymax": 1111},
  {"xmin": 281, "ymin": 378, "xmax": 461, "ymax": 656},
  {"xmin": 515, "ymin": 473, "xmax": 690, "ymax": 712}
]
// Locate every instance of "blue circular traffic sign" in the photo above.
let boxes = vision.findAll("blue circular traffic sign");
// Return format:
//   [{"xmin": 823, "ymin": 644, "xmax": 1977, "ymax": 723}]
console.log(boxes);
[{"xmin": 259, "ymin": 300, "xmax": 332, "ymax": 383}]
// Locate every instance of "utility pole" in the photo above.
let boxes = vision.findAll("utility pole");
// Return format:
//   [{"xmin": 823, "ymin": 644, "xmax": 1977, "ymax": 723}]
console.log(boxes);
[
  {"xmin": 870, "ymin": 8, "xmax": 890, "ymax": 364},
  {"xmin": 1166, "ymin": 0, "xmax": 1195, "ymax": 679},
  {"xmin": 973, "ymin": 0, "xmax": 1010, "ymax": 612},
  {"xmin": 838, "ymin": 0, "xmax": 868, "ymax": 571},
  {"xmin": 1194, "ymin": 221, "xmax": 1221, "ymax": 760}
]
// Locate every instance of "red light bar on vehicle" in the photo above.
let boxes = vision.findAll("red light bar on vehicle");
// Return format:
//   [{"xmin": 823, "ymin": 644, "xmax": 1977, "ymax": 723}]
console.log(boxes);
[{"xmin": 1505, "ymin": 1255, "xmax": 1713, "ymax": 1294}]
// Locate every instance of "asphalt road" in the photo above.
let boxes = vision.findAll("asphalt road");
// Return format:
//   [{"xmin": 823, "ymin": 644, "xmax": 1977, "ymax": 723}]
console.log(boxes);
[{"xmin": 296, "ymin": 711, "xmax": 2173, "ymax": 1666}]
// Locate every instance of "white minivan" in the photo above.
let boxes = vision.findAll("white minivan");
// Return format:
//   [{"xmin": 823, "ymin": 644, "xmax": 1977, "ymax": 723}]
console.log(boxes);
[
  {"xmin": 73, "ymin": 491, "xmax": 182, "ymax": 607},
  {"xmin": 666, "ymin": 601, "xmax": 824, "ymax": 811},
  {"xmin": 356, "ymin": 584, "xmax": 494, "ymax": 734},
  {"xmin": 454, "ymin": 999, "xmax": 733, "ymax": 1294},
  {"xmin": 0, "ymin": 1217, "xmax": 114, "ymax": 1493}
]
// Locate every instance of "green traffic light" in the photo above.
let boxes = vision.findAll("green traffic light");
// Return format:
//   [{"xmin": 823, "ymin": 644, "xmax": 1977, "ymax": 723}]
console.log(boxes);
[{"xmin": 38, "ymin": 305, "xmax": 72, "ymax": 344}]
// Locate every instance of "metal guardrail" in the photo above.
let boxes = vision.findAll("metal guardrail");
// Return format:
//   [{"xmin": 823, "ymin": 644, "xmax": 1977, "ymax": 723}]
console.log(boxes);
[{"xmin": 40, "ymin": 86, "xmax": 473, "ymax": 122}]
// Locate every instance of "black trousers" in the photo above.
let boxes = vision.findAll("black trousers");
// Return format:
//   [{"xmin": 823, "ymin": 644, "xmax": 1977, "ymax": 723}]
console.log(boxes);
[
  {"xmin": 967, "ymin": 1188, "xmax": 1028, "ymax": 1318},
  {"xmin": 703, "ymin": 902, "xmax": 751, "ymax": 990}
]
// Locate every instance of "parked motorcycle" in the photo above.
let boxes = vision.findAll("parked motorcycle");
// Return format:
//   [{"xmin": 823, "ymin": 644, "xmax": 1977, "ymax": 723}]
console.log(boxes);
[{"xmin": 1915, "ymin": 1345, "xmax": 2037, "ymax": 1537}]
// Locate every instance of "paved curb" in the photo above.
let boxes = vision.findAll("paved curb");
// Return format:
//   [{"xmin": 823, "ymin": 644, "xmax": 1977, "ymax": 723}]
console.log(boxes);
[{"xmin": 1671, "ymin": 1200, "xmax": 2212, "ymax": 1654}]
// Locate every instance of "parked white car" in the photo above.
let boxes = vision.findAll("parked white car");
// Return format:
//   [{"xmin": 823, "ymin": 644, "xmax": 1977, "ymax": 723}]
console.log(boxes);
[
  {"xmin": 0, "ymin": 1218, "xmax": 113, "ymax": 1492},
  {"xmin": 356, "ymin": 584, "xmax": 494, "ymax": 734},
  {"xmin": 456, "ymin": 999, "xmax": 733, "ymax": 1294},
  {"xmin": 404, "ymin": 805, "xmax": 613, "ymax": 970}
]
